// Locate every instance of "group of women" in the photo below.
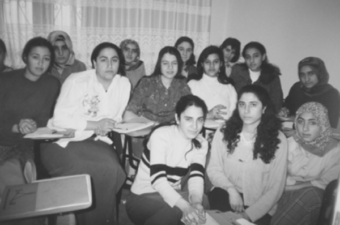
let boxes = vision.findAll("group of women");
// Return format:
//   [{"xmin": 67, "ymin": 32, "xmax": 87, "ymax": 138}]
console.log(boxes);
[{"xmin": 0, "ymin": 32, "xmax": 339, "ymax": 225}]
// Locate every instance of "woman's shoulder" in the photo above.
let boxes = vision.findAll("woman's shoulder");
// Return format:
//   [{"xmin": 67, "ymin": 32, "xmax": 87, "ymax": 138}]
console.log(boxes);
[
  {"xmin": 150, "ymin": 125, "xmax": 176, "ymax": 141},
  {"xmin": 259, "ymin": 63, "xmax": 281, "ymax": 84}
]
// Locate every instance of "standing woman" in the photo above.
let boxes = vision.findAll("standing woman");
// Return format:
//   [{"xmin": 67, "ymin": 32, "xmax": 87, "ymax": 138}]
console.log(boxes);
[
  {"xmin": 271, "ymin": 102, "xmax": 340, "ymax": 225},
  {"xmin": 40, "ymin": 42, "xmax": 131, "ymax": 225},
  {"xmin": 120, "ymin": 39, "xmax": 146, "ymax": 89},
  {"xmin": 0, "ymin": 38, "xmax": 13, "ymax": 73},
  {"xmin": 126, "ymin": 95, "xmax": 209, "ymax": 225},
  {"xmin": 230, "ymin": 42, "xmax": 283, "ymax": 112},
  {"xmin": 281, "ymin": 57, "xmax": 340, "ymax": 128},
  {"xmin": 47, "ymin": 30, "xmax": 87, "ymax": 84},
  {"xmin": 0, "ymin": 37, "xmax": 59, "ymax": 208},
  {"xmin": 175, "ymin": 36, "xmax": 197, "ymax": 79},
  {"xmin": 220, "ymin": 37, "xmax": 241, "ymax": 77},
  {"xmin": 207, "ymin": 85, "xmax": 288, "ymax": 225},
  {"xmin": 188, "ymin": 45, "xmax": 237, "ymax": 121}
]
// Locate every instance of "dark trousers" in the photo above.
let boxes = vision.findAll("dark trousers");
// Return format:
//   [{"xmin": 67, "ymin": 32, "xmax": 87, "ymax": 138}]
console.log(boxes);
[
  {"xmin": 207, "ymin": 187, "xmax": 272, "ymax": 225},
  {"xmin": 126, "ymin": 191, "xmax": 210, "ymax": 225},
  {"xmin": 40, "ymin": 138, "xmax": 126, "ymax": 225}
]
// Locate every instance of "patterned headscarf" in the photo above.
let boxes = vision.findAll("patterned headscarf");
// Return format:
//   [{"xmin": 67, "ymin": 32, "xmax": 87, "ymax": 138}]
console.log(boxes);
[
  {"xmin": 47, "ymin": 30, "xmax": 75, "ymax": 69},
  {"xmin": 293, "ymin": 102, "xmax": 336, "ymax": 156},
  {"xmin": 120, "ymin": 39, "xmax": 142, "ymax": 71}
]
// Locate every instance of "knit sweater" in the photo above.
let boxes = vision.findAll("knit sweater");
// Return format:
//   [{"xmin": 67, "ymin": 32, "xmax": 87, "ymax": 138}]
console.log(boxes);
[
  {"xmin": 207, "ymin": 128, "xmax": 288, "ymax": 221},
  {"xmin": 284, "ymin": 82, "xmax": 340, "ymax": 128},
  {"xmin": 131, "ymin": 125, "xmax": 208, "ymax": 207},
  {"xmin": 230, "ymin": 64, "xmax": 283, "ymax": 112}
]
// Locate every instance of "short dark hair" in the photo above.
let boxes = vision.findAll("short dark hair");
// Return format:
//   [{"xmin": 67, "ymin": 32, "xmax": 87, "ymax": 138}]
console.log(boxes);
[
  {"xmin": 220, "ymin": 37, "xmax": 241, "ymax": 63},
  {"xmin": 91, "ymin": 42, "xmax": 126, "ymax": 76},
  {"xmin": 21, "ymin": 37, "xmax": 55, "ymax": 72},
  {"xmin": 174, "ymin": 36, "xmax": 196, "ymax": 66},
  {"xmin": 190, "ymin": 45, "xmax": 232, "ymax": 84},
  {"xmin": 151, "ymin": 46, "xmax": 183, "ymax": 79}
]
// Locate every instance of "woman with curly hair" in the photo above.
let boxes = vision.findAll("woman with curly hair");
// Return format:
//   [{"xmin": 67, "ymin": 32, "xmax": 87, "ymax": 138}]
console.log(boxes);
[
  {"xmin": 206, "ymin": 85, "xmax": 288, "ymax": 225},
  {"xmin": 271, "ymin": 102, "xmax": 340, "ymax": 225}
]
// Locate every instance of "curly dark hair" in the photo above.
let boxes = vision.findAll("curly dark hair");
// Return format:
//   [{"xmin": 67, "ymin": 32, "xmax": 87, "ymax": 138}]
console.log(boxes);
[{"xmin": 222, "ymin": 85, "xmax": 282, "ymax": 164}]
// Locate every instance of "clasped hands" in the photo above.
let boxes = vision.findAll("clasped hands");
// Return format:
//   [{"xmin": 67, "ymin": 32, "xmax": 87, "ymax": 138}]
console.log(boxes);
[
  {"xmin": 94, "ymin": 118, "xmax": 117, "ymax": 136},
  {"xmin": 181, "ymin": 203, "xmax": 206, "ymax": 225}
]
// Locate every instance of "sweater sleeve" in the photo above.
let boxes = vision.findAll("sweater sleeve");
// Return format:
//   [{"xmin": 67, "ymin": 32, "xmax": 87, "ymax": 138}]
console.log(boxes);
[
  {"xmin": 283, "ymin": 82, "xmax": 299, "ymax": 115},
  {"xmin": 269, "ymin": 76, "xmax": 283, "ymax": 113},
  {"xmin": 245, "ymin": 132, "xmax": 288, "ymax": 221},
  {"xmin": 126, "ymin": 78, "xmax": 149, "ymax": 115},
  {"xmin": 148, "ymin": 129, "xmax": 183, "ymax": 207},
  {"xmin": 311, "ymin": 143, "xmax": 340, "ymax": 189},
  {"xmin": 207, "ymin": 128, "xmax": 236, "ymax": 190},
  {"xmin": 52, "ymin": 75, "xmax": 87, "ymax": 130},
  {"xmin": 188, "ymin": 138, "xmax": 208, "ymax": 204}
]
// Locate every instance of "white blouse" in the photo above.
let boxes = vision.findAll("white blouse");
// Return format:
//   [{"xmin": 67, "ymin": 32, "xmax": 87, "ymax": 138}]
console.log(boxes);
[{"xmin": 49, "ymin": 69, "xmax": 131, "ymax": 147}]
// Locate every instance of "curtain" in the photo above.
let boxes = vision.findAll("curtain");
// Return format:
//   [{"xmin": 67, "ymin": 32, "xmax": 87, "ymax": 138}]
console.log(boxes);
[{"xmin": 0, "ymin": 0, "xmax": 212, "ymax": 74}]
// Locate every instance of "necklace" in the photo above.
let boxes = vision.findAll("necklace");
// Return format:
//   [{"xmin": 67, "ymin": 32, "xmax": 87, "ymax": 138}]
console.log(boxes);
[{"xmin": 240, "ymin": 132, "xmax": 256, "ymax": 144}]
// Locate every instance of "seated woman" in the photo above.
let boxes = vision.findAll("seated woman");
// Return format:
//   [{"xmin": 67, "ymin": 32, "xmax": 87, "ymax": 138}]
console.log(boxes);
[
  {"xmin": 47, "ymin": 30, "xmax": 86, "ymax": 84},
  {"xmin": 188, "ymin": 45, "xmax": 237, "ymax": 121},
  {"xmin": 207, "ymin": 85, "xmax": 288, "ymax": 225},
  {"xmin": 0, "ymin": 37, "xmax": 60, "ymax": 224},
  {"xmin": 281, "ymin": 57, "xmax": 340, "ymax": 128},
  {"xmin": 230, "ymin": 42, "xmax": 283, "ymax": 112},
  {"xmin": 120, "ymin": 39, "xmax": 146, "ymax": 89},
  {"xmin": 0, "ymin": 38, "xmax": 13, "ymax": 73},
  {"xmin": 271, "ymin": 102, "xmax": 340, "ymax": 225},
  {"xmin": 126, "ymin": 95, "xmax": 209, "ymax": 225},
  {"xmin": 219, "ymin": 37, "xmax": 241, "ymax": 77},
  {"xmin": 175, "ymin": 36, "xmax": 198, "ymax": 79},
  {"xmin": 40, "ymin": 42, "xmax": 131, "ymax": 225}
]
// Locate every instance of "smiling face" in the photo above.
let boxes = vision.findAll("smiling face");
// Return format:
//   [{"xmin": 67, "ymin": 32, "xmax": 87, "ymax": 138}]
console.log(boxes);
[
  {"xmin": 54, "ymin": 40, "xmax": 71, "ymax": 65},
  {"xmin": 299, "ymin": 65, "xmax": 319, "ymax": 89},
  {"xmin": 177, "ymin": 41, "xmax": 193, "ymax": 64},
  {"xmin": 238, "ymin": 92, "xmax": 265, "ymax": 126},
  {"xmin": 244, "ymin": 47, "xmax": 265, "ymax": 72},
  {"xmin": 160, "ymin": 53, "xmax": 178, "ymax": 80},
  {"xmin": 176, "ymin": 105, "xmax": 205, "ymax": 140},
  {"xmin": 296, "ymin": 112, "xmax": 322, "ymax": 142},
  {"xmin": 202, "ymin": 53, "xmax": 221, "ymax": 77},
  {"xmin": 223, "ymin": 45, "xmax": 235, "ymax": 64},
  {"xmin": 122, "ymin": 43, "xmax": 138, "ymax": 64},
  {"xmin": 94, "ymin": 47, "xmax": 119, "ymax": 82},
  {"xmin": 25, "ymin": 46, "xmax": 51, "ymax": 81}
]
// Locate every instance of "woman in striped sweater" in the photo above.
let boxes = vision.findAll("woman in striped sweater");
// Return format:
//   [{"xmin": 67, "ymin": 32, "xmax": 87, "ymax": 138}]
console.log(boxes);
[{"xmin": 126, "ymin": 95, "xmax": 209, "ymax": 225}]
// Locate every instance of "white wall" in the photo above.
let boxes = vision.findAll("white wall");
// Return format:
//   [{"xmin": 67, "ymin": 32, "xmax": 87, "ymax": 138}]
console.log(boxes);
[{"xmin": 210, "ymin": 0, "xmax": 340, "ymax": 96}]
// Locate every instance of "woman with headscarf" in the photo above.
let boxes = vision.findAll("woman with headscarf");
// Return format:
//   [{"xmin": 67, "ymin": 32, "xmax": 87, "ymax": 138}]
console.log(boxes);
[
  {"xmin": 47, "ymin": 30, "xmax": 87, "ymax": 84},
  {"xmin": 271, "ymin": 102, "xmax": 340, "ymax": 225},
  {"xmin": 120, "ymin": 39, "xmax": 146, "ymax": 89},
  {"xmin": 281, "ymin": 57, "xmax": 340, "ymax": 128}
]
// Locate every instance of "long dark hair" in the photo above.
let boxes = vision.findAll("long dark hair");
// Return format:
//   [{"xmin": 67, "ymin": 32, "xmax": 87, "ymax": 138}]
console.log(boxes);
[
  {"xmin": 220, "ymin": 37, "xmax": 241, "ymax": 63},
  {"xmin": 223, "ymin": 85, "xmax": 281, "ymax": 164},
  {"xmin": 174, "ymin": 36, "xmax": 196, "ymax": 66},
  {"xmin": 91, "ymin": 42, "xmax": 126, "ymax": 76},
  {"xmin": 151, "ymin": 46, "xmax": 184, "ymax": 79},
  {"xmin": 22, "ymin": 37, "xmax": 55, "ymax": 72},
  {"xmin": 144, "ymin": 94, "xmax": 208, "ymax": 151},
  {"xmin": 188, "ymin": 45, "xmax": 232, "ymax": 84}
]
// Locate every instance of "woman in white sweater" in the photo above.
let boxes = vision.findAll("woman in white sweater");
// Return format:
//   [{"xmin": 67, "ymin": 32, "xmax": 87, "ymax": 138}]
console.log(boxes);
[
  {"xmin": 188, "ymin": 45, "xmax": 237, "ymax": 121},
  {"xmin": 207, "ymin": 85, "xmax": 288, "ymax": 225},
  {"xmin": 126, "ymin": 95, "xmax": 209, "ymax": 225},
  {"xmin": 271, "ymin": 102, "xmax": 340, "ymax": 225}
]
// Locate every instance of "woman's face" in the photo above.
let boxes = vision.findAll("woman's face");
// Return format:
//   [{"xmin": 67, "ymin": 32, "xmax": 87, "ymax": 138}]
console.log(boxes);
[
  {"xmin": 176, "ymin": 105, "xmax": 205, "ymax": 140},
  {"xmin": 94, "ymin": 47, "xmax": 119, "ymax": 82},
  {"xmin": 25, "ymin": 46, "xmax": 51, "ymax": 80},
  {"xmin": 202, "ymin": 53, "xmax": 221, "ymax": 77},
  {"xmin": 299, "ymin": 65, "xmax": 319, "ymax": 89},
  {"xmin": 238, "ymin": 92, "xmax": 265, "ymax": 126},
  {"xmin": 223, "ymin": 45, "xmax": 235, "ymax": 64},
  {"xmin": 122, "ymin": 43, "xmax": 138, "ymax": 64},
  {"xmin": 296, "ymin": 112, "xmax": 322, "ymax": 142},
  {"xmin": 244, "ymin": 47, "xmax": 265, "ymax": 72},
  {"xmin": 54, "ymin": 40, "xmax": 71, "ymax": 65},
  {"xmin": 160, "ymin": 53, "xmax": 178, "ymax": 80},
  {"xmin": 177, "ymin": 41, "xmax": 193, "ymax": 64}
]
